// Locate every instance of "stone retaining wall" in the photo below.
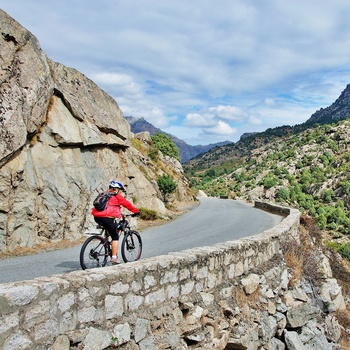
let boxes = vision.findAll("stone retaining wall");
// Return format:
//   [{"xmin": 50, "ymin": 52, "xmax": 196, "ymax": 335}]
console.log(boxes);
[{"xmin": 0, "ymin": 202, "xmax": 311, "ymax": 349}]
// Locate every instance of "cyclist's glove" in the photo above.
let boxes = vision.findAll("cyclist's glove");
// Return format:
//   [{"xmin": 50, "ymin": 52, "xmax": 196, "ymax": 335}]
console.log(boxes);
[{"xmin": 131, "ymin": 211, "xmax": 141, "ymax": 217}]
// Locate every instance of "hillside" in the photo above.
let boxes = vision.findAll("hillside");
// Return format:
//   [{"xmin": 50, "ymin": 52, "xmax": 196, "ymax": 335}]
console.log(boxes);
[
  {"xmin": 126, "ymin": 116, "xmax": 232, "ymax": 162},
  {"xmin": 185, "ymin": 119, "xmax": 350, "ymax": 245}
]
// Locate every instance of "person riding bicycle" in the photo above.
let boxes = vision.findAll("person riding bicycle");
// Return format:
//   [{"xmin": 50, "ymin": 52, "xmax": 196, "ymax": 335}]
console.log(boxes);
[{"xmin": 91, "ymin": 180, "xmax": 139, "ymax": 264}]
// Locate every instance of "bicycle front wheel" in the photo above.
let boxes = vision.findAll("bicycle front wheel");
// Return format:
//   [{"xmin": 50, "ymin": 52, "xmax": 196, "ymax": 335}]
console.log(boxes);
[
  {"xmin": 80, "ymin": 235, "xmax": 109, "ymax": 270},
  {"xmin": 121, "ymin": 230, "xmax": 142, "ymax": 263}
]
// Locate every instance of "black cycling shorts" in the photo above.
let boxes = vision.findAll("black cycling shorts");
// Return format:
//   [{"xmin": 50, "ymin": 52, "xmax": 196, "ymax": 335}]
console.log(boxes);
[{"xmin": 94, "ymin": 217, "xmax": 119, "ymax": 240}]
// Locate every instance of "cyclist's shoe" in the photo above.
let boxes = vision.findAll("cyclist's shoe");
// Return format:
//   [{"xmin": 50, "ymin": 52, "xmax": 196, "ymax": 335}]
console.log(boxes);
[{"xmin": 111, "ymin": 257, "xmax": 121, "ymax": 265}]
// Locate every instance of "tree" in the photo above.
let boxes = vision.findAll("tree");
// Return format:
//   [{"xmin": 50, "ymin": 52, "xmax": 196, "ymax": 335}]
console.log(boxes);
[
  {"xmin": 157, "ymin": 174, "xmax": 177, "ymax": 202},
  {"xmin": 151, "ymin": 132, "xmax": 180, "ymax": 161}
]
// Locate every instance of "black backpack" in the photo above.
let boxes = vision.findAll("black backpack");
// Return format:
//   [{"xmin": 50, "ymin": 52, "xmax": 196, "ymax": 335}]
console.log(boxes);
[{"xmin": 93, "ymin": 192, "xmax": 114, "ymax": 211}]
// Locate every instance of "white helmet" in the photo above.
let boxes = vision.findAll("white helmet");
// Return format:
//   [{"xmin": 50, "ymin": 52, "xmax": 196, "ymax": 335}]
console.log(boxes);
[{"xmin": 109, "ymin": 180, "xmax": 125, "ymax": 191}]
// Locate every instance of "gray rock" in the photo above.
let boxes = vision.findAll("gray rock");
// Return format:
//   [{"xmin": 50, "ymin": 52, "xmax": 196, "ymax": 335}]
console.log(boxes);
[
  {"xmin": 135, "ymin": 318, "xmax": 149, "ymax": 343},
  {"xmin": 284, "ymin": 330, "xmax": 306, "ymax": 350},
  {"xmin": 241, "ymin": 273, "xmax": 260, "ymax": 294},
  {"xmin": 0, "ymin": 9, "xmax": 54, "ymax": 167},
  {"xmin": 82, "ymin": 327, "xmax": 111, "ymax": 350},
  {"xmin": 260, "ymin": 312, "xmax": 278, "ymax": 343},
  {"xmin": 50, "ymin": 335, "xmax": 70, "ymax": 350},
  {"xmin": 324, "ymin": 315, "xmax": 341, "ymax": 343},
  {"xmin": 286, "ymin": 302, "xmax": 320, "ymax": 328},
  {"xmin": 267, "ymin": 337, "xmax": 285, "ymax": 350}
]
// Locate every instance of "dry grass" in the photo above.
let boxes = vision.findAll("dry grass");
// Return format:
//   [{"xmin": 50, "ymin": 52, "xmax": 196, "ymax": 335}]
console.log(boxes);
[
  {"xmin": 285, "ymin": 252, "xmax": 303, "ymax": 287},
  {"xmin": 231, "ymin": 285, "xmax": 262, "ymax": 316},
  {"xmin": 282, "ymin": 237, "xmax": 304, "ymax": 287},
  {"xmin": 282, "ymin": 216, "xmax": 325, "ymax": 287}
]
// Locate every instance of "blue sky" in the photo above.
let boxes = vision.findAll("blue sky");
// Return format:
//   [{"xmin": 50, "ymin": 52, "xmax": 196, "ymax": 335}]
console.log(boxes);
[{"xmin": 2, "ymin": 1, "xmax": 350, "ymax": 145}]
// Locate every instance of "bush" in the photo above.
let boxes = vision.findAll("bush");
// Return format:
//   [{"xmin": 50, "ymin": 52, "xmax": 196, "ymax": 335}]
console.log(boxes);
[
  {"xmin": 338, "ymin": 243, "xmax": 350, "ymax": 262},
  {"xmin": 139, "ymin": 207, "xmax": 158, "ymax": 221},
  {"xmin": 275, "ymin": 188, "xmax": 289, "ymax": 201},
  {"xmin": 260, "ymin": 174, "xmax": 279, "ymax": 189},
  {"xmin": 157, "ymin": 174, "xmax": 177, "ymax": 202},
  {"xmin": 326, "ymin": 239, "xmax": 350, "ymax": 261},
  {"xmin": 151, "ymin": 132, "xmax": 180, "ymax": 161}
]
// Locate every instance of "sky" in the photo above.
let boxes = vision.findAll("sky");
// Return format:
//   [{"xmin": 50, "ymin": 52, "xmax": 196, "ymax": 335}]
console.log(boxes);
[{"xmin": 2, "ymin": 1, "xmax": 350, "ymax": 146}]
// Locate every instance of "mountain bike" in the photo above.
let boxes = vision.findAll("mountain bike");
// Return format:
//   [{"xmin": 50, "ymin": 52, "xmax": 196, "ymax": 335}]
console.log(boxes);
[{"xmin": 80, "ymin": 214, "xmax": 142, "ymax": 270}]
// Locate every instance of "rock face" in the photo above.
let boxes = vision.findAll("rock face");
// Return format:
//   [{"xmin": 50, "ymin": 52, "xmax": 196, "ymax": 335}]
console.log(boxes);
[{"xmin": 0, "ymin": 9, "xmax": 193, "ymax": 252}]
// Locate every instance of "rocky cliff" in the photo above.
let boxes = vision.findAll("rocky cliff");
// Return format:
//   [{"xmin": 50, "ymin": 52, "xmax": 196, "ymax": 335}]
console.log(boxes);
[
  {"xmin": 306, "ymin": 84, "xmax": 350, "ymax": 125},
  {"xmin": 0, "ymin": 9, "xmax": 193, "ymax": 252}
]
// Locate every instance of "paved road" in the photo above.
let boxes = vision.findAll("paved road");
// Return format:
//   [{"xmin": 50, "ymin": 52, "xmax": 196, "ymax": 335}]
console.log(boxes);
[{"xmin": 0, "ymin": 197, "xmax": 284, "ymax": 284}]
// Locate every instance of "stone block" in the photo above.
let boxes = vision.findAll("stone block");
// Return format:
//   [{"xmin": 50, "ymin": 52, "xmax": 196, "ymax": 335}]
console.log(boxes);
[
  {"xmin": 105, "ymin": 295, "xmax": 124, "ymax": 319},
  {"xmin": 241, "ymin": 273, "xmax": 260, "ymax": 295}
]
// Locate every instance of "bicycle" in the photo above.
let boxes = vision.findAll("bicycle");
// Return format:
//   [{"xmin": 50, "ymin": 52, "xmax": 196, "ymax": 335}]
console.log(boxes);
[{"xmin": 80, "ymin": 214, "xmax": 142, "ymax": 270}]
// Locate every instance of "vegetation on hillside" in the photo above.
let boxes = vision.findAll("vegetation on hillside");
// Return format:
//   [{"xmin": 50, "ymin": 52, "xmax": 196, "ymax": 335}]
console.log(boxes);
[
  {"xmin": 151, "ymin": 132, "xmax": 180, "ymax": 161},
  {"xmin": 184, "ymin": 119, "xmax": 350, "ymax": 260},
  {"xmin": 130, "ymin": 133, "xmax": 189, "ymax": 209},
  {"xmin": 157, "ymin": 174, "xmax": 177, "ymax": 202}
]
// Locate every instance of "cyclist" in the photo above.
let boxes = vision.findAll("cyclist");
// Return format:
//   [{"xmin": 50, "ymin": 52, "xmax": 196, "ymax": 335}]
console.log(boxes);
[{"xmin": 91, "ymin": 180, "xmax": 139, "ymax": 264}]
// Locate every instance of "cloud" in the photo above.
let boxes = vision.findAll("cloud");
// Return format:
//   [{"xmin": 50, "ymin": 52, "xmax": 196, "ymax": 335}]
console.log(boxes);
[
  {"xmin": 202, "ymin": 121, "xmax": 237, "ymax": 136},
  {"xmin": 208, "ymin": 105, "xmax": 246, "ymax": 121},
  {"xmin": 183, "ymin": 113, "xmax": 217, "ymax": 127},
  {"xmin": 2, "ymin": 0, "xmax": 350, "ymax": 145},
  {"xmin": 248, "ymin": 115, "xmax": 263, "ymax": 126}
]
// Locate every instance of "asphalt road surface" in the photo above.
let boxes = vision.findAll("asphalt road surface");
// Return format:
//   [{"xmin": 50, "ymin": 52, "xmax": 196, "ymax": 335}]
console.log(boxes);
[{"xmin": 0, "ymin": 197, "xmax": 284, "ymax": 284}]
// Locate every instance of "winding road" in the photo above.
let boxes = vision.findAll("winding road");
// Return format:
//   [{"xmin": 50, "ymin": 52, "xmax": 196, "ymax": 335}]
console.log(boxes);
[{"xmin": 0, "ymin": 197, "xmax": 284, "ymax": 284}]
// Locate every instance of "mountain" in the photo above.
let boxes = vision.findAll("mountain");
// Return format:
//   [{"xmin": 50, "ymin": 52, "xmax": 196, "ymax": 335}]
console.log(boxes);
[
  {"xmin": 306, "ymin": 83, "xmax": 350, "ymax": 124},
  {"xmin": 125, "ymin": 116, "xmax": 232, "ymax": 163}
]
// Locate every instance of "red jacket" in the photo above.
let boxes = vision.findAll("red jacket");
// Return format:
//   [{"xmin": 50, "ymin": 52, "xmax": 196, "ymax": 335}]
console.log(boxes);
[{"xmin": 91, "ymin": 192, "xmax": 139, "ymax": 218}]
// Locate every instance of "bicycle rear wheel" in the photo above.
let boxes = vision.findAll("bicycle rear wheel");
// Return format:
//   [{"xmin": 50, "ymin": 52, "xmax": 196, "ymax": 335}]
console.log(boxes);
[
  {"xmin": 80, "ymin": 235, "xmax": 109, "ymax": 270},
  {"xmin": 121, "ymin": 230, "xmax": 142, "ymax": 263}
]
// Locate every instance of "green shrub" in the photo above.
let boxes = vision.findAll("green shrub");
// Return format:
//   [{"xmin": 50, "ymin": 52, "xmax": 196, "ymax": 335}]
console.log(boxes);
[
  {"xmin": 275, "ymin": 188, "xmax": 289, "ymax": 201},
  {"xmin": 151, "ymin": 132, "xmax": 180, "ymax": 161},
  {"xmin": 338, "ymin": 243, "xmax": 350, "ymax": 262},
  {"xmin": 139, "ymin": 207, "xmax": 158, "ymax": 220},
  {"xmin": 325, "ymin": 240, "xmax": 341, "ymax": 251},
  {"xmin": 260, "ymin": 173, "xmax": 279, "ymax": 189},
  {"xmin": 157, "ymin": 174, "xmax": 177, "ymax": 202}
]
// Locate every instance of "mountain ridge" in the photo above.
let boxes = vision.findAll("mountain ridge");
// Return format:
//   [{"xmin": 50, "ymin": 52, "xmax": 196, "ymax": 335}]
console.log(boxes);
[
  {"xmin": 184, "ymin": 83, "xmax": 350, "ymax": 169},
  {"xmin": 126, "ymin": 116, "xmax": 232, "ymax": 163},
  {"xmin": 306, "ymin": 83, "xmax": 350, "ymax": 124}
]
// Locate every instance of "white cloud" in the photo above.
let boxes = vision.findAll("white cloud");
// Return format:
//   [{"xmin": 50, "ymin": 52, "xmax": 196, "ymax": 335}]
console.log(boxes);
[
  {"xmin": 207, "ymin": 105, "xmax": 246, "ymax": 121},
  {"xmin": 184, "ymin": 113, "xmax": 216, "ymax": 127},
  {"xmin": 248, "ymin": 115, "xmax": 263, "ymax": 126},
  {"xmin": 264, "ymin": 98, "xmax": 276, "ymax": 107},
  {"xmin": 1, "ymin": 0, "xmax": 350, "ymax": 145},
  {"xmin": 203, "ymin": 121, "xmax": 237, "ymax": 136}
]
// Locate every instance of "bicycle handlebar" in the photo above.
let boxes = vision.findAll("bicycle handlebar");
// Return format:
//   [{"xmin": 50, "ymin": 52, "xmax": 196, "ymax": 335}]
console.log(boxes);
[{"xmin": 122, "ymin": 211, "xmax": 141, "ymax": 218}]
